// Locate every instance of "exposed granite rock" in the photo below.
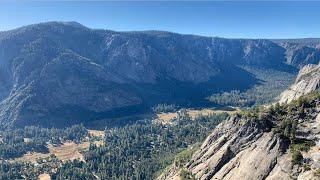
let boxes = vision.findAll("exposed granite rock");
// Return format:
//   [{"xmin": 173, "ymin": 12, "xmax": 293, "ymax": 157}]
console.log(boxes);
[
  {"xmin": 159, "ymin": 65, "xmax": 320, "ymax": 180},
  {"xmin": 157, "ymin": 163, "xmax": 181, "ymax": 180},
  {"xmin": 160, "ymin": 107, "xmax": 320, "ymax": 180},
  {"xmin": 280, "ymin": 43, "xmax": 320, "ymax": 68},
  {"xmin": 279, "ymin": 64, "xmax": 320, "ymax": 104},
  {"xmin": 185, "ymin": 116, "xmax": 285, "ymax": 180}
]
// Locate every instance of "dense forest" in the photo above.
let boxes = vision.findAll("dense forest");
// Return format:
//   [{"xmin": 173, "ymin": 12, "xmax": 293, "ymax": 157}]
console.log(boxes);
[
  {"xmin": 0, "ymin": 125, "xmax": 88, "ymax": 159},
  {"xmin": 1, "ymin": 90, "xmax": 319, "ymax": 179},
  {"xmin": 152, "ymin": 104, "xmax": 178, "ymax": 113},
  {"xmin": 208, "ymin": 67, "xmax": 296, "ymax": 107},
  {"xmin": 0, "ymin": 113, "xmax": 228, "ymax": 179}
]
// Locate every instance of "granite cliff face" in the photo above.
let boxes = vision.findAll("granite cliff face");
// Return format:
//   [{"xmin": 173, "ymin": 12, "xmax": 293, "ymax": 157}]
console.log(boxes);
[
  {"xmin": 0, "ymin": 22, "xmax": 319, "ymax": 127},
  {"xmin": 159, "ymin": 64, "xmax": 320, "ymax": 180},
  {"xmin": 185, "ymin": 102, "xmax": 320, "ymax": 180},
  {"xmin": 186, "ymin": 117, "xmax": 283, "ymax": 180},
  {"xmin": 160, "ymin": 98, "xmax": 320, "ymax": 180},
  {"xmin": 279, "ymin": 64, "xmax": 320, "ymax": 104}
]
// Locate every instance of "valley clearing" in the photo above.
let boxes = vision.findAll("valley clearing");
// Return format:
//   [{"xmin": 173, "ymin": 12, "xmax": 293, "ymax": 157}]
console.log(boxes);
[
  {"xmin": 156, "ymin": 108, "xmax": 238, "ymax": 124},
  {"xmin": 14, "ymin": 130, "xmax": 104, "ymax": 163}
]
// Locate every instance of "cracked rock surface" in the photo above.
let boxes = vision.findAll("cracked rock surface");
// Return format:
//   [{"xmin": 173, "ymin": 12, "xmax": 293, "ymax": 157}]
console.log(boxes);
[{"xmin": 279, "ymin": 64, "xmax": 320, "ymax": 104}]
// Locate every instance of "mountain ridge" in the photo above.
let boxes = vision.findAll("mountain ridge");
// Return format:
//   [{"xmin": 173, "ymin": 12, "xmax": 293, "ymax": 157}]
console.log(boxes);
[
  {"xmin": 0, "ymin": 21, "xmax": 319, "ymax": 127},
  {"xmin": 3, "ymin": 21, "xmax": 320, "ymax": 40}
]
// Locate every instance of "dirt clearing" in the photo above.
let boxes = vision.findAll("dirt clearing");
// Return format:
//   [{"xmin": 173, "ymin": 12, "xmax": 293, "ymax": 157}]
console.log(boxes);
[{"xmin": 156, "ymin": 108, "xmax": 237, "ymax": 124}]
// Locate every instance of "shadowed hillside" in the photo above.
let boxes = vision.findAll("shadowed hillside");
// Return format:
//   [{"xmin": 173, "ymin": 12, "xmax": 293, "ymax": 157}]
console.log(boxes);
[{"xmin": 0, "ymin": 22, "xmax": 319, "ymax": 127}]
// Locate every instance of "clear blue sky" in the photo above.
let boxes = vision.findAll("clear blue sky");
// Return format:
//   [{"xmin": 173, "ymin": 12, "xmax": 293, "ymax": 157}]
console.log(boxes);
[{"xmin": 0, "ymin": 1, "xmax": 319, "ymax": 39}]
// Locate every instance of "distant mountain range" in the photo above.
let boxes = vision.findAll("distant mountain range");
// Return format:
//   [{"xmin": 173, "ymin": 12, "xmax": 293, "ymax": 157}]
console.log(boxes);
[{"xmin": 0, "ymin": 22, "xmax": 319, "ymax": 127}]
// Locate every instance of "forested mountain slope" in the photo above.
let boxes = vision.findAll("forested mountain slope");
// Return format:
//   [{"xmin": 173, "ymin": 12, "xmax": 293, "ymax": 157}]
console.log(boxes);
[{"xmin": 0, "ymin": 22, "xmax": 319, "ymax": 127}]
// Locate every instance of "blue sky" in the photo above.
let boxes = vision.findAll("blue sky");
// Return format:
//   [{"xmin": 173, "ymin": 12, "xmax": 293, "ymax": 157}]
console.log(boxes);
[{"xmin": 0, "ymin": 1, "xmax": 319, "ymax": 39}]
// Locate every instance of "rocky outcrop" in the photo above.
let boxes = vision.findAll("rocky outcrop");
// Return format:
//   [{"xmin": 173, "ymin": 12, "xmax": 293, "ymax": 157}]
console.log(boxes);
[
  {"xmin": 159, "ymin": 64, "xmax": 320, "ymax": 180},
  {"xmin": 185, "ymin": 116, "xmax": 286, "ymax": 180},
  {"xmin": 280, "ymin": 43, "xmax": 320, "ymax": 68},
  {"xmin": 279, "ymin": 64, "xmax": 320, "ymax": 104},
  {"xmin": 161, "ymin": 99, "xmax": 320, "ymax": 179}
]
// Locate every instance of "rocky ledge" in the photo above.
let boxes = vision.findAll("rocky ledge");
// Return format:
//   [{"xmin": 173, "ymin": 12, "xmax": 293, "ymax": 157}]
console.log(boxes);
[
  {"xmin": 279, "ymin": 64, "xmax": 320, "ymax": 104},
  {"xmin": 159, "ymin": 64, "xmax": 320, "ymax": 180},
  {"xmin": 160, "ymin": 93, "xmax": 320, "ymax": 179}
]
